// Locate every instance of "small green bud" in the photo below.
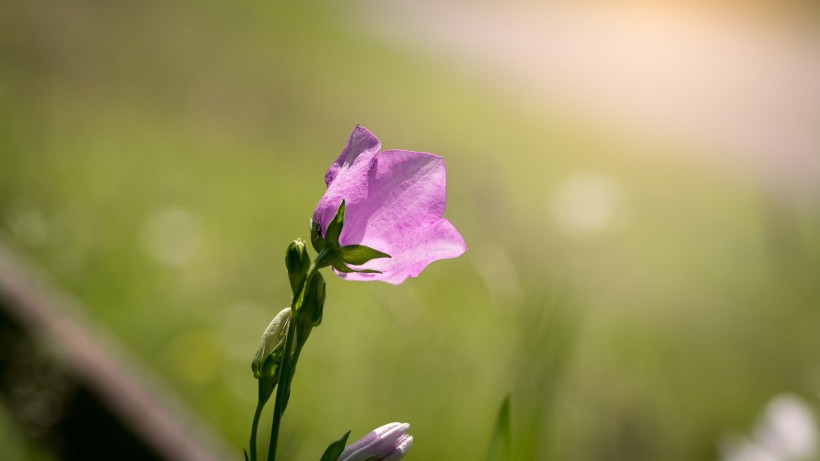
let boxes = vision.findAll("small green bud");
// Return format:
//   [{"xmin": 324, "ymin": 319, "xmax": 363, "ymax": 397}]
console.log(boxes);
[
  {"xmin": 285, "ymin": 239, "xmax": 310, "ymax": 296},
  {"xmin": 251, "ymin": 307, "xmax": 291, "ymax": 379},
  {"xmin": 302, "ymin": 272, "xmax": 326, "ymax": 327}
]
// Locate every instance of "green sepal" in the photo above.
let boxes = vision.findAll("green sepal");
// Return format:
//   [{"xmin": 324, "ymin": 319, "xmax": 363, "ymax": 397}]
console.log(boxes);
[
  {"xmin": 312, "ymin": 201, "xmax": 389, "ymax": 274},
  {"xmin": 340, "ymin": 245, "xmax": 391, "ymax": 265},
  {"xmin": 331, "ymin": 262, "xmax": 353, "ymax": 273},
  {"xmin": 332, "ymin": 261, "xmax": 383, "ymax": 274},
  {"xmin": 319, "ymin": 430, "xmax": 351, "ymax": 461},
  {"xmin": 310, "ymin": 218, "xmax": 326, "ymax": 253},
  {"xmin": 313, "ymin": 247, "xmax": 339, "ymax": 270},
  {"xmin": 244, "ymin": 448, "xmax": 250, "ymax": 461},
  {"xmin": 260, "ymin": 347, "xmax": 283, "ymax": 377},
  {"xmin": 324, "ymin": 200, "xmax": 346, "ymax": 247}
]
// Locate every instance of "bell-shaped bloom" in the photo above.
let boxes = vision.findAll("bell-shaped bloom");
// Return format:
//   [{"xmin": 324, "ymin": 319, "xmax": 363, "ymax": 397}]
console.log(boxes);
[
  {"xmin": 312, "ymin": 126, "xmax": 466, "ymax": 284},
  {"xmin": 337, "ymin": 422, "xmax": 413, "ymax": 461}
]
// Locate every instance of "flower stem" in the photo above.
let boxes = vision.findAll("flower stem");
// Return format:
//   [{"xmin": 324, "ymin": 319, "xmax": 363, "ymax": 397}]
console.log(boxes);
[
  {"xmin": 249, "ymin": 397, "xmax": 265, "ymax": 461},
  {"xmin": 267, "ymin": 317, "xmax": 296, "ymax": 461},
  {"xmin": 267, "ymin": 264, "xmax": 318, "ymax": 461}
]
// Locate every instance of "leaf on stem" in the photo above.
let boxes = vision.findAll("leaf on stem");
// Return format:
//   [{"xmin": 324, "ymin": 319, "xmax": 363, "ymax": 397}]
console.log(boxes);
[{"xmin": 320, "ymin": 430, "xmax": 351, "ymax": 461}]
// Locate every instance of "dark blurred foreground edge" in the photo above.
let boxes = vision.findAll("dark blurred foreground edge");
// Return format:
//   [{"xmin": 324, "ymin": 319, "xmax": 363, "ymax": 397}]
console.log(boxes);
[{"xmin": 0, "ymin": 235, "xmax": 233, "ymax": 461}]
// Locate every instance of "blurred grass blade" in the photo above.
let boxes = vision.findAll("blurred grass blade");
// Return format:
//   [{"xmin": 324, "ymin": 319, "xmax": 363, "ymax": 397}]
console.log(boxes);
[{"xmin": 486, "ymin": 395, "xmax": 512, "ymax": 461}]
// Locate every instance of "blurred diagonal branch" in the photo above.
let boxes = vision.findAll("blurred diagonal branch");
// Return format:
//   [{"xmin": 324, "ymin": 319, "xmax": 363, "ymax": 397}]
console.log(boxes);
[{"xmin": 0, "ymin": 235, "xmax": 233, "ymax": 461}]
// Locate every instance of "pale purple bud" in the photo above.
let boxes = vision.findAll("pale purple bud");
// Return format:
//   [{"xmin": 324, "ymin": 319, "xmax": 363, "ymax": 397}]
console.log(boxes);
[{"xmin": 338, "ymin": 422, "xmax": 413, "ymax": 461}]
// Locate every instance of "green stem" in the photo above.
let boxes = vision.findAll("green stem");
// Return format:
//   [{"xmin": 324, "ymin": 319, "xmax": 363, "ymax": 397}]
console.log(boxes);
[
  {"xmin": 249, "ymin": 396, "xmax": 266, "ymax": 461},
  {"xmin": 267, "ymin": 263, "xmax": 318, "ymax": 461},
  {"xmin": 267, "ymin": 317, "xmax": 296, "ymax": 461}
]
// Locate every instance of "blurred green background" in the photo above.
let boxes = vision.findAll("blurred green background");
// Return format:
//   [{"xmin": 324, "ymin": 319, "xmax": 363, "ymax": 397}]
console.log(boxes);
[{"xmin": 1, "ymin": 0, "xmax": 820, "ymax": 460}]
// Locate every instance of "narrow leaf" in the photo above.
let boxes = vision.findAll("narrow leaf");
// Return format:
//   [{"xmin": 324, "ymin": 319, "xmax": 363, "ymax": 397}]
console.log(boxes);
[{"xmin": 320, "ymin": 430, "xmax": 351, "ymax": 461}]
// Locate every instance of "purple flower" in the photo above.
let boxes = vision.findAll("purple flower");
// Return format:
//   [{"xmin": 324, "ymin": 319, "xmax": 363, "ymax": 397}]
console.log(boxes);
[
  {"xmin": 338, "ymin": 422, "xmax": 413, "ymax": 461},
  {"xmin": 312, "ymin": 126, "xmax": 466, "ymax": 284}
]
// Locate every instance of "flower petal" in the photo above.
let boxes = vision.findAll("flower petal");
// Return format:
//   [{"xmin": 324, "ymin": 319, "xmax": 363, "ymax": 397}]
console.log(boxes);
[
  {"xmin": 336, "ymin": 149, "xmax": 466, "ymax": 283},
  {"xmin": 313, "ymin": 126, "xmax": 381, "ymax": 235},
  {"xmin": 340, "ymin": 150, "xmax": 446, "ymax": 245},
  {"xmin": 313, "ymin": 127, "xmax": 466, "ymax": 284},
  {"xmin": 381, "ymin": 435, "xmax": 413, "ymax": 461},
  {"xmin": 337, "ymin": 217, "xmax": 466, "ymax": 284},
  {"xmin": 325, "ymin": 125, "xmax": 381, "ymax": 187}
]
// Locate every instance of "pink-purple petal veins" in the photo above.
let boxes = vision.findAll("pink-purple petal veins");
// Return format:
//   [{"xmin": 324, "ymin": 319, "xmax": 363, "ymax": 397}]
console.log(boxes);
[
  {"xmin": 313, "ymin": 126, "xmax": 466, "ymax": 284},
  {"xmin": 324, "ymin": 125, "xmax": 381, "ymax": 187}
]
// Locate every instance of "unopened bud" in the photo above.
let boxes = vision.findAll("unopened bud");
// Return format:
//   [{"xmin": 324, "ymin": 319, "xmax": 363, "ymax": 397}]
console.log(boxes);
[
  {"xmin": 251, "ymin": 307, "xmax": 291, "ymax": 379},
  {"xmin": 285, "ymin": 239, "xmax": 310, "ymax": 295},
  {"xmin": 338, "ymin": 422, "xmax": 413, "ymax": 461},
  {"xmin": 302, "ymin": 272, "xmax": 326, "ymax": 327}
]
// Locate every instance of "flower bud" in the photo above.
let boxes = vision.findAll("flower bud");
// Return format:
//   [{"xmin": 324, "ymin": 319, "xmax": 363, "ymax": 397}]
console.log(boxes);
[
  {"xmin": 285, "ymin": 239, "xmax": 310, "ymax": 296},
  {"xmin": 301, "ymin": 272, "xmax": 326, "ymax": 327},
  {"xmin": 251, "ymin": 307, "xmax": 291, "ymax": 379},
  {"xmin": 338, "ymin": 422, "xmax": 413, "ymax": 461}
]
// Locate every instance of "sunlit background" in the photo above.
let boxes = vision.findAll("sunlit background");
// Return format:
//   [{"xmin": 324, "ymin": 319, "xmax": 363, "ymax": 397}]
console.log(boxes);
[{"xmin": 1, "ymin": 0, "xmax": 819, "ymax": 460}]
